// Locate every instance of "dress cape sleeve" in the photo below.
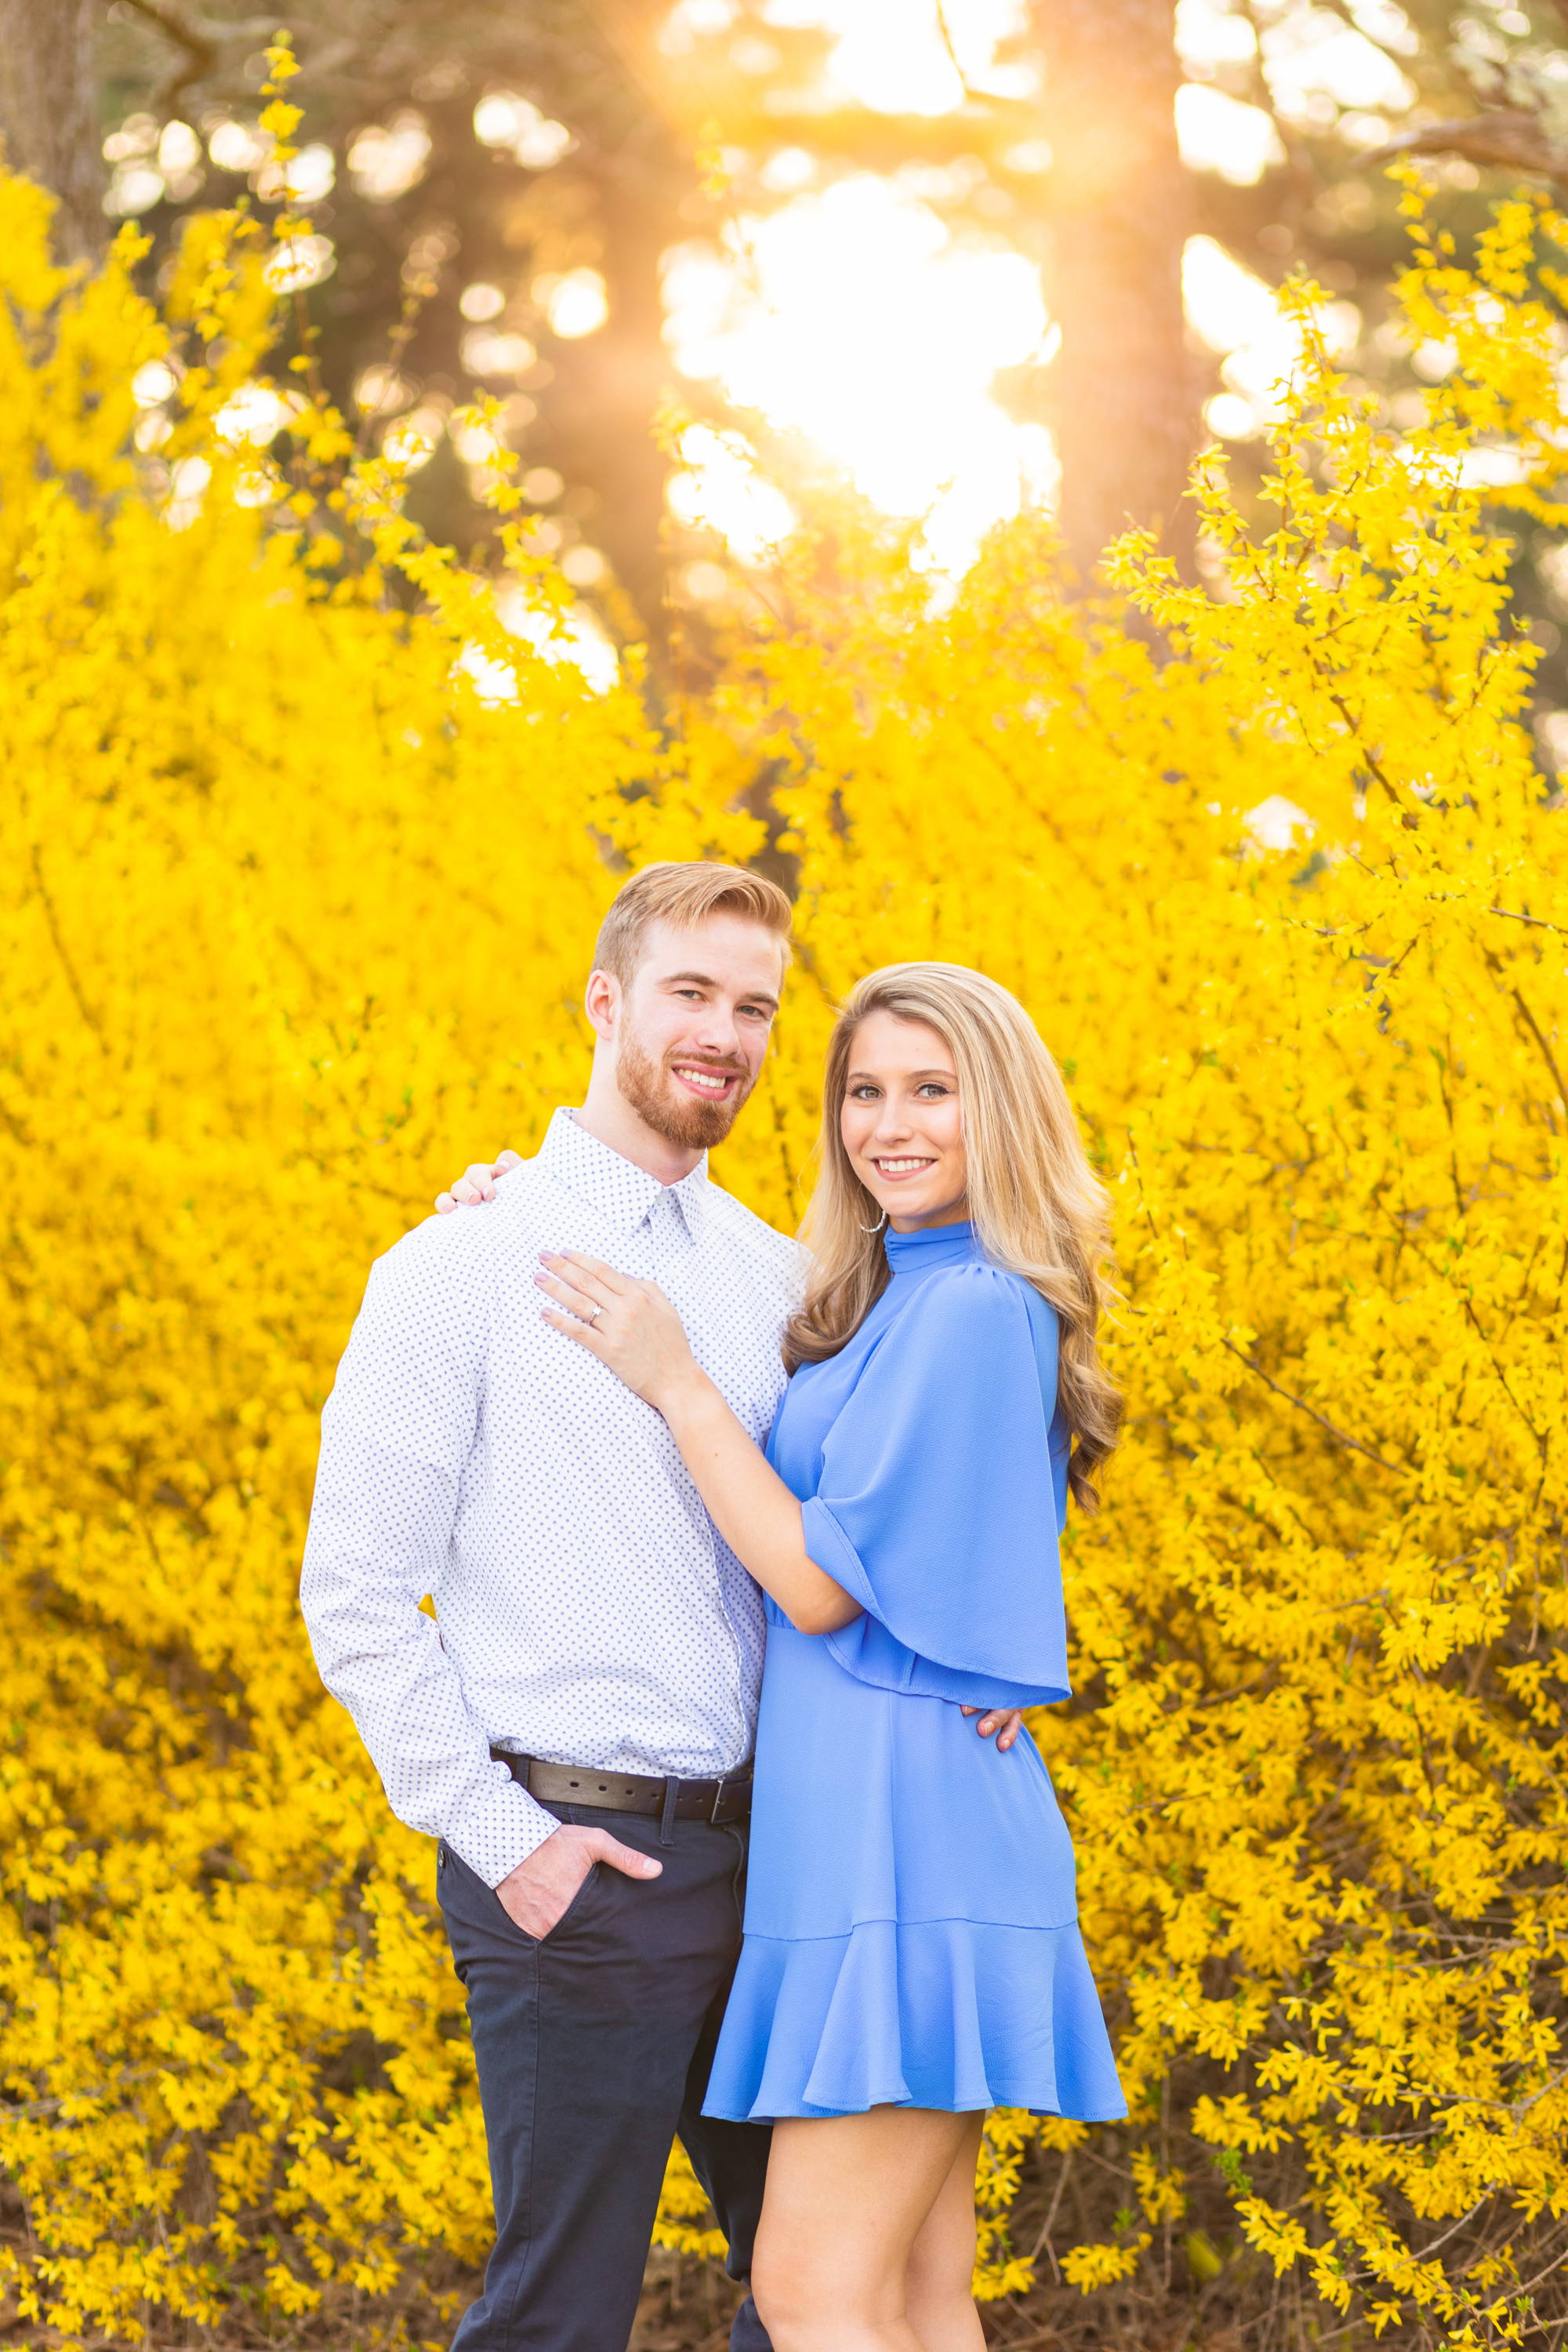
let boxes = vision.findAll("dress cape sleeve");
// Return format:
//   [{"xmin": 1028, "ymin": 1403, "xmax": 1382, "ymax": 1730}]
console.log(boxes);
[{"xmin": 800, "ymin": 1262, "xmax": 1072, "ymax": 1708}]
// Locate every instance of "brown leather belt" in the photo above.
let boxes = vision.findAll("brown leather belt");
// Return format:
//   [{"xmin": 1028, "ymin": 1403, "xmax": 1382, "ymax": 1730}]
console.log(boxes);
[{"xmin": 492, "ymin": 1748, "xmax": 753, "ymax": 1825}]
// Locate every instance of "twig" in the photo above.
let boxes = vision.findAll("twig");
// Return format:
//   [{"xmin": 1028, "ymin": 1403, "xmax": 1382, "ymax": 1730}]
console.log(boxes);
[
  {"xmin": 111, "ymin": 0, "xmax": 271, "ymax": 111},
  {"xmin": 29, "ymin": 844, "xmax": 105, "ymax": 1044},
  {"xmin": 1489, "ymin": 904, "xmax": 1567, "ymax": 933},
  {"xmin": 1220, "ymin": 1339, "xmax": 1408, "ymax": 1475},
  {"xmin": 1485, "ymin": 949, "xmax": 1568, "ymax": 1114},
  {"xmin": 1025, "ymin": 2150, "xmax": 1073, "ymax": 2284},
  {"xmin": 1412, "ymin": 2197, "xmax": 1490, "ymax": 2264},
  {"xmin": 932, "ymin": 0, "xmax": 979, "ymax": 104}
]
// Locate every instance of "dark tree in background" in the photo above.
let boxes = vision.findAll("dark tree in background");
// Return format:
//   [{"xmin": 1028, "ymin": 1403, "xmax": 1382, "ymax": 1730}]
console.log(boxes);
[
  {"xmin": 8, "ymin": 0, "xmax": 1568, "ymax": 702},
  {"xmin": 0, "ymin": 0, "xmax": 106, "ymax": 260},
  {"xmin": 1033, "ymin": 0, "xmax": 1194, "ymax": 580},
  {"xmin": 86, "ymin": 0, "xmax": 717, "ymax": 651},
  {"xmin": 1125, "ymin": 0, "xmax": 1568, "ymax": 712}
]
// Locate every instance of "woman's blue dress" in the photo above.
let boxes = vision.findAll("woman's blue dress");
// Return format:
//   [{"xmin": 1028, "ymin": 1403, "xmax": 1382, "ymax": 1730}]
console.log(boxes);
[{"xmin": 702, "ymin": 1220, "xmax": 1126, "ymax": 2123}]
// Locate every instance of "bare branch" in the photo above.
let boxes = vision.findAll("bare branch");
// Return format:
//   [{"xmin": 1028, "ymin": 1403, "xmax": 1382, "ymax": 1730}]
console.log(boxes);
[
  {"xmin": 1220, "ymin": 1338, "xmax": 1409, "ymax": 1475},
  {"xmin": 1370, "ymin": 110, "xmax": 1568, "ymax": 191},
  {"xmin": 109, "ymin": 2, "xmax": 285, "ymax": 111},
  {"xmin": 931, "ymin": 0, "xmax": 980, "ymax": 106},
  {"xmin": 1488, "ymin": 904, "xmax": 1568, "ymax": 934},
  {"xmin": 1483, "ymin": 947, "xmax": 1568, "ymax": 1117},
  {"xmin": 29, "ymin": 844, "xmax": 105, "ymax": 1044}
]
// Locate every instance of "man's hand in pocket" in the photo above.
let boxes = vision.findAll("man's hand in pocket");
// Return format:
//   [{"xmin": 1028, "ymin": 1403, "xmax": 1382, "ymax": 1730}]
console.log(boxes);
[{"xmin": 495, "ymin": 1824, "xmax": 662, "ymax": 1937}]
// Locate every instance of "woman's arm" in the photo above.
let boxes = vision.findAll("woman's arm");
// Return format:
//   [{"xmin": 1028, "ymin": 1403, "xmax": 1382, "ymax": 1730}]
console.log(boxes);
[
  {"xmin": 663, "ymin": 1378, "xmax": 863, "ymax": 1635},
  {"xmin": 535, "ymin": 1250, "xmax": 1030, "ymax": 1748},
  {"xmin": 534, "ymin": 1250, "xmax": 862, "ymax": 1635}
]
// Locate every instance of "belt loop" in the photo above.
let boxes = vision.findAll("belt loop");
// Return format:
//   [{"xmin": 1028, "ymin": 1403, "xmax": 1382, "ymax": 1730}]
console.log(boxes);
[{"xmin": 658, "ymin": 1775, "xmax": 680, "ymax": 1847}]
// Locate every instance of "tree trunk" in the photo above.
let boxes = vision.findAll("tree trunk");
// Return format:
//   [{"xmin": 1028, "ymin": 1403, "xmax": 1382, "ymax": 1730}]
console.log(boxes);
[
  {"xmin": 546, "ymin": 160, "xmax": 677, "ymax": 662},
  {"xmin": 0, "ymin": 0, "xmax": 105, "ymax": 263},
  {"xmin": 1031, "ymin": 0, "xmax": 1196, "ymax": 582}
]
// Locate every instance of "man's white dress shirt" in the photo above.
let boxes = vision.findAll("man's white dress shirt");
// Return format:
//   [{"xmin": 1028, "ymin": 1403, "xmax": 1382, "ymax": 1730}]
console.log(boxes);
[{"xmin": 300, "ymin": 1109, "xmax": 804, "ymax": 1886}]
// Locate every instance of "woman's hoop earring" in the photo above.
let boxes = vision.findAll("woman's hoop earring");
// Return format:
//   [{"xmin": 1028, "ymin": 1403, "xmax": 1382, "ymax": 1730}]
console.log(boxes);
[{"xmin": 859, "ymin": 1208, "xmax": 888, "ymax": 1234}]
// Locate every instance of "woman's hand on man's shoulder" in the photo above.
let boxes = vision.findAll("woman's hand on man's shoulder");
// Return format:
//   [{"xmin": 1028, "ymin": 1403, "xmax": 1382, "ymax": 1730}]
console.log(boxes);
[{"xmin": 436, "ymin": 1150, "xmax": 521, "ymax": 1214}]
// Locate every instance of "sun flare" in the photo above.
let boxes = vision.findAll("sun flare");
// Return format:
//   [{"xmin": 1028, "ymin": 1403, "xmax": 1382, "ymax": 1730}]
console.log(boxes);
[{"xmin": 659, "ymin": 0, "xmax": 1380, "ymax": 572}]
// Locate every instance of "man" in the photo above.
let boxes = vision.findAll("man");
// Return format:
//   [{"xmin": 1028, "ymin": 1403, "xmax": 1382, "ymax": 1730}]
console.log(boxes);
[{"xmin": 300, "ymin": 859, "xmax": 1019, "ymax": 2352}]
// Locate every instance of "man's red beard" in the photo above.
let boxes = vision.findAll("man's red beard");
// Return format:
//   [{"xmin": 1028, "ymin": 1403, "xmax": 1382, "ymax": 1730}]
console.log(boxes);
[{"xmin": 615, "ymin": 1029, "xmax": 756, "ymax": 1150}]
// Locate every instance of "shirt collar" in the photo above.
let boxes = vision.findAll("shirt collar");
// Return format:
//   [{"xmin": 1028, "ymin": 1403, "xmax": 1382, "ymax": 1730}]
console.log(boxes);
[{"xmin": 537, "ymin": 1107, "xmax": 710, "ymax": 1240}]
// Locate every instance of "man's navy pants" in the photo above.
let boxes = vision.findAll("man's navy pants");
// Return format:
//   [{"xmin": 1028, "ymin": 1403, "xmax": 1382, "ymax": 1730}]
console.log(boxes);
[{"xmin": 438, "ymin": 1801, "xmax": 773, "ymax": 2352}]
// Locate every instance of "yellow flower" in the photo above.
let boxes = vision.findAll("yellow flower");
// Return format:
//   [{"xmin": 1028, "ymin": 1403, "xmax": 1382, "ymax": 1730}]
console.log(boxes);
[{"xmin": 1, "ymin": 121, "xmax": 1565, "ymax": 2342}]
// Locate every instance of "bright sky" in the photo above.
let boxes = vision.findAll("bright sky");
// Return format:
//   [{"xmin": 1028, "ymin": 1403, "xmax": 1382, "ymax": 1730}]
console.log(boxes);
[{"xmin": 664, "ymin": 0, "xmax": 1396, "ymax": 572}]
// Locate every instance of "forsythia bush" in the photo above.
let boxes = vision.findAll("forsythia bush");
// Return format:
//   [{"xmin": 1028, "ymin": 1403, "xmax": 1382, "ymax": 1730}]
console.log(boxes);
[{"xmin": 2, "ymin": 78, "xmax": 1564, "ymax": 2347}]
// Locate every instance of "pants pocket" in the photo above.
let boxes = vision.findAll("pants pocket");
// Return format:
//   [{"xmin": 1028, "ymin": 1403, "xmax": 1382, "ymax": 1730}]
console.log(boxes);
[{"xmin": 539, "ymin": 1860, "xmax": 600, "ymax": 1941}]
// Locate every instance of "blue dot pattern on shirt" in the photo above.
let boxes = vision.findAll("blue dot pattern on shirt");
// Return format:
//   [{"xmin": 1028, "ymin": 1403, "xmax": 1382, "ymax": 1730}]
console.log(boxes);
[{"xmin": 299, "ymin": 1109, "xmax": 807, "ymax": 1886}]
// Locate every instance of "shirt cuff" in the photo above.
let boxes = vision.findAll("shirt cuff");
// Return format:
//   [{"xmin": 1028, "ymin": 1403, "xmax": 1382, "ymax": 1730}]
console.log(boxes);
[{"xmin": 444, "ymin": 1765, "xmax": 561, "ymax": 1887}]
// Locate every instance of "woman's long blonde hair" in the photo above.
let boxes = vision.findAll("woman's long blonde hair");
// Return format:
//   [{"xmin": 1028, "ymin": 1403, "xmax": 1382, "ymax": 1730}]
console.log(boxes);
[{"xmin": 783, "ymin": 963, "xmax": 1121, "ymax": 1510}]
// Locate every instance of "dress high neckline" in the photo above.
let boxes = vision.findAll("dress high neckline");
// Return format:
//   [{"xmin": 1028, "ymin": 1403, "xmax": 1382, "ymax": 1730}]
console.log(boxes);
[{"xmin": 884, "ymin": 1219, "xmax": 978, "ymax": 1274}]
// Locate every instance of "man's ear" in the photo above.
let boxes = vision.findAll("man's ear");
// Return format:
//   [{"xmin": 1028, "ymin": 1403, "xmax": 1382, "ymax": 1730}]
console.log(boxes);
[{"xmin": 584, "ymin": 966, "xmax": 621, "ymax": 1045}]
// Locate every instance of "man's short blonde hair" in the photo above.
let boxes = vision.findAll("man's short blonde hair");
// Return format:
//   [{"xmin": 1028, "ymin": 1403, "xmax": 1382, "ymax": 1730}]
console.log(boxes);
[{"xmin": 591, "ymin": 861, "xmax": 793, "ymax": 986}]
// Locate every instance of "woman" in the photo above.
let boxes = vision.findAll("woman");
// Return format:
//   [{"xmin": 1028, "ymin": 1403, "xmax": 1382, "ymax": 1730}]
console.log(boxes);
[{"xmin": 456, "ymin": 963, "xmax": 1124, "ymax": 2351}]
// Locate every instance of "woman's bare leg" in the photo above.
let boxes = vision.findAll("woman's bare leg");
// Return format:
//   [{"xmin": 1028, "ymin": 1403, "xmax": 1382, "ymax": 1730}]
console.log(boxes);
[
  {"xmin": 750, "ymin": 2106, "xmax": 982, "ymax": 2352},
  {"xmin": 903, "ymin": 2115, "xmax": 986, "ymax": 2351}
]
